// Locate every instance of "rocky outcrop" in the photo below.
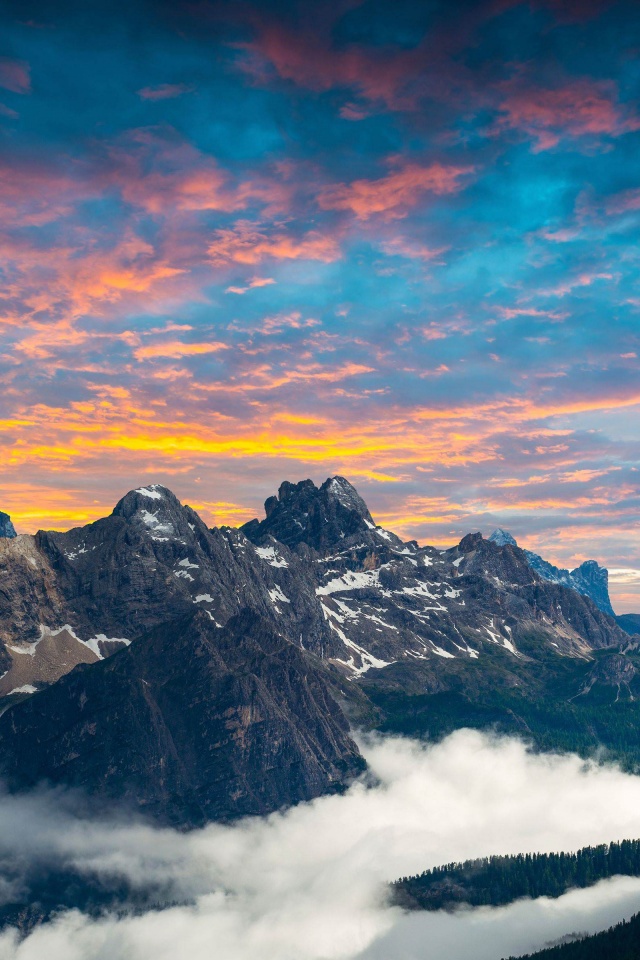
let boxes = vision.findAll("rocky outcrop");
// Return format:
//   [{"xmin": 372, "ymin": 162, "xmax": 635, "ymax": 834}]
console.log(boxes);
[
  {"xmin": 579, "ymin": 653, "xmax": 637, "ymax": 699},
  {"xmin": 0, "ymin": 512, "xmax": 16, "ymax": 539},
  {"xmin": 242, "ymin": 476, "xmax": 378, "ymax": 551},
  {"xmin": 0, "ymin": 610, "xmax": 364, "ymax": 826},
  {"xmin": 572, "ymin": 560, "xmax": 614, "ymax": 617}
]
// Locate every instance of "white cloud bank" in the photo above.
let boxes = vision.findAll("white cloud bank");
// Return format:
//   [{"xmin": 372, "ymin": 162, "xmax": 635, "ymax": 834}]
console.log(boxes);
[{"xmin": 1, "ymin": 730, "xmax": 640, "ymax": 960}]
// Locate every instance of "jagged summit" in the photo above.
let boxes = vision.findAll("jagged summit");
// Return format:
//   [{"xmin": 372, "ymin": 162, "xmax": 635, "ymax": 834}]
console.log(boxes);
[
  {"xmin": 489, "ymin": 528, "xmax": 518, "ymax": 547},
  {"xmin": 242, "ymin": 475, "xmax": 377, "ymax": 551},
  {"xmin": 524, "ymin": 550, "xmax": 614, "ymax": 617},
  {"xmin": 487, "ymin": 527, "xmax": 614, "ymax": 616},
  {"xmin": 0, "ymin": 512, "xmax": 16, "ymax": 539}
]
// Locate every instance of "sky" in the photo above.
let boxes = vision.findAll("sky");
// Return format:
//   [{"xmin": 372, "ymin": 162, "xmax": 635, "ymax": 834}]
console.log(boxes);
[{"xmin": 0, "ymin": 0, "xmax": 639, "ymax": 610}]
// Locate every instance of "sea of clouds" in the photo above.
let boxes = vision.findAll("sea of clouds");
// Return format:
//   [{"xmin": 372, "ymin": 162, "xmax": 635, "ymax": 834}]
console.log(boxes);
[{"xmin": 1, "ymin": 730, "xmax": 640, "ymax": 960}]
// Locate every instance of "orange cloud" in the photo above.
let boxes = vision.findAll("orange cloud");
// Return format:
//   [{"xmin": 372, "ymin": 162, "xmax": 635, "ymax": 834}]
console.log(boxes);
[
  {"xmin": 134, "ymin": 340, "xmax": 229, "ymax": 360},
  {"xmin": 318, "ymin": 161, "xmax": 474, "ymax": 220},
  {"xmin": 208, "ymin": 223, "xmax": 341, "ymax": 264}
]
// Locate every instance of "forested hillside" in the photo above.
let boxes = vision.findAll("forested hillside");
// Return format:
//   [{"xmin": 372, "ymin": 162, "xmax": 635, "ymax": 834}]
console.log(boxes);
[
  {"xmin": 508, "ymin": 911, "xmax": 640, "ymax": 960},
  {"xmin": 392, "ymin": 841, "xmax": 640, "ymax": 911}
]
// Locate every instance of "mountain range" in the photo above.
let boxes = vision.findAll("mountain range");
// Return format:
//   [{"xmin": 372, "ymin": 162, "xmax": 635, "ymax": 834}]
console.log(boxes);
[
  {"xmin": 488, "ymin": 529, "xmax": 614, "ymax": 616},
  {"xmin": 0, "ymin": 476, "xmax": 638, "ymax": 827}
]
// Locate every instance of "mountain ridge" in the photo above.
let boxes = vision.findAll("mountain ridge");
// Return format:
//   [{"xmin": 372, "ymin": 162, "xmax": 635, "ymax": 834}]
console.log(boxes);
[
  {"xmin": 0, "ymin": 475, "xmax": 636, "ymax": 826},
  {"xmin": 488, "ymin": 529, "xmax": 614, "ymax": 616}
]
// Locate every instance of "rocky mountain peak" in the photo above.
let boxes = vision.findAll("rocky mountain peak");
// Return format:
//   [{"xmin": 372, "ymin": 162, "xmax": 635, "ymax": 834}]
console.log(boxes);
[
  {"xmin": 0, "ymin": 512, "xmax": 16, "ymax": 539},
  {"xmin": 488, "ymin": 528, "xmax": 518, "ymax": 547},
  {"xmin": 570, "ymin": 559, "xmax": 613, "ymax": 617},
  {"xmin": 242, "ymin": 475, "xmax": 376, "ymax": 551},
  {"xmin": 111, "ymin": 484, "xmax": 208, "ymax": 545},
  {"xmin": 112, "ymin": 484, "xmax": 180, "ymax": 519},
  {"xmin": 322, "ymin": 476, "xmax": 373, "ymax": 518},
  {"xmin": 458, "ymin": 532, "xmax": 484, "ymax": 552},
  {"xmin": 486, "ymin": 529, "xmax": 615, "ymax": 616}
]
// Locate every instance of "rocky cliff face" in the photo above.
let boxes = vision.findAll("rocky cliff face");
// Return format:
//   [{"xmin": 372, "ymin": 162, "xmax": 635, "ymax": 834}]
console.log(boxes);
[
  {"xmin": 0, "ymin": 610, "xmax": 364, "ymax": 825},
  {"xmin": 0, "ymin": 512, "xmax": 16, "ymax": 539}
]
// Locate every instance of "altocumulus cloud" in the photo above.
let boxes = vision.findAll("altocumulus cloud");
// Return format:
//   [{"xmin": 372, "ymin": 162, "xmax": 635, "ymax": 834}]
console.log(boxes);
[{"xmin": 2, "ymin": 731, "xmax": 640, "ymax": 960}]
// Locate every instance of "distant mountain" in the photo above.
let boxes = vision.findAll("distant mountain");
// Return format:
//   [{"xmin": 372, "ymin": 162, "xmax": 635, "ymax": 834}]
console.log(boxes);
[
  {"xmin": 0, "ymin": 475, "xmax": 637, "ymax": 826},
  {"xmin": 0, "ymin": 511, "xmax": 16, "ymax": 539},
  {"xmin": 617, "ymin": 613, "xmax": 640, "ymax": 636},
  {"xmin": 488, "ymin": 528, "xmax": 517, "ymax": 547},
  {"xmin": 488, "ymin": 529, "xmax": 614, "ymax": 616}
]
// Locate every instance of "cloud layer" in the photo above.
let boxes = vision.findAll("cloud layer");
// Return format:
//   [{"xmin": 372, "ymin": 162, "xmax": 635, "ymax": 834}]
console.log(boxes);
[{"xmin": 1, "ymin": 732, "xmax": 640, "ymax": 959}]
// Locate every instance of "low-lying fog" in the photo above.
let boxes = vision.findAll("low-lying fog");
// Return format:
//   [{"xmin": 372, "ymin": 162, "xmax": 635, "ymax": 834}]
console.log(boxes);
[{"xmin": 2, "ymin": 730, "xmax": 640, "ymax": 960}]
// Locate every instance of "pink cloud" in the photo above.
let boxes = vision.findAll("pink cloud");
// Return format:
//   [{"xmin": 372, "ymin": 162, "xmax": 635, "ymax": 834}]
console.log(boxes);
[
  {"xmin": 318, "ymin": 161, "xmax": 474, "ymax": 220},
  {"xmin": 0, "ymin": 57, "xmax": 30, "ymax": 94},
  {"xmin": 209, "ymin": 222, "xmax": 341, "ymax": 264},
  {"xmin": 543, "ymin": 272, "xmax": 614, "ymax": 298},
  {"xmin": 379, "ymin": 236, "xmax": 449, "ymax": 261},
  {"xmin": 540, "ymin": 227, "xmax": 579, "ymax": 243},
  {"xmin": 498, "ymin": 307, "xmax": 569, "ymax": 321},
  {"xmin": 137, "ymin": 83, "xmax": 193, "ymax": 100},
  {"xmin": 225, "ymin": 277, "xmax": 276, "ymax": 295},
  {"xmin": 134, "ymin": 340, "xmax": 229, "ymax": 361},
  {"xmin": 102, "ymin": 130, "xmax": 238, "ymax": 214},
  {"xmin": 258, "ymin": 312, "xmax": 320, "ymax": 335},
  {"xmin": 339, "ymin": 102, "xmax": 371, "ymax": 121},
  {"xmin": 236, "ymin": 21, "xmax": 424, "ymax": 112},
  {"xmin": 604, "ymin": 188, "xmax": 640, "ymax": 216},
  {"xmin": 494, "ymin": 78, "xmax": 640, "ymax": 151}
]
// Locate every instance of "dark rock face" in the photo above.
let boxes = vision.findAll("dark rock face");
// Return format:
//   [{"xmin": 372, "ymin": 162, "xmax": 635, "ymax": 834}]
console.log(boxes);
[
  {"xmin": 589, "ymin": 653, "xmax": 636, "ymax": 686},
  {"xmin": 242, "ymin": 476, "xmax": 377, "ymax": 551},
  {"xmin": 0, "ymin": 610, "xmax": 364, "ymax": 825},
  {"xmin": 572, "ymin": 560, "xmax": 614, "ymax": 617},
  {"xmin": 0, "ymin": 512, "xmax": 16, "ymax": 539},
  {"xmin": 489, "ymin": 528, "xmax": 615, "ymax": 616}
]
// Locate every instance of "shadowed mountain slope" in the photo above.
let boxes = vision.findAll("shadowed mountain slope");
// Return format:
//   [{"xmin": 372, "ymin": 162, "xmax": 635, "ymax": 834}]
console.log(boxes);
[{"xmin": 0, "ymin": 610, "xmax": 364, "ymax": 826}]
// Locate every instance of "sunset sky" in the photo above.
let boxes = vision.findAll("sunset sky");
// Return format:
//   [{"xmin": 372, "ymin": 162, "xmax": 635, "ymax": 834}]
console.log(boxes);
[{"xmin": 0, "ymin": 0, "xmax": 639, "ymax": 610}]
